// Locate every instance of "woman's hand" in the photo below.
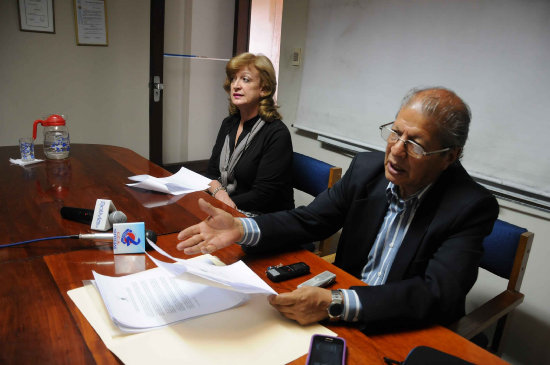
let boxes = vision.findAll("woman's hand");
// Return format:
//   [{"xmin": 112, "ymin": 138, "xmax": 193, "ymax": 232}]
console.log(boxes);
[
  {"xmin": 209, "ymin": 181, "xmax": 237, "ymax": 209},
  {"xmin": 176, "ymin": 198, "xmax": 244, "ymax": 255},
  {"xmin": 268, "ymin": 286, "xmax": 332, "ymax": 325},
  {"xmin": 213, "ymin": 189, "xmax": 237, "ymax": 209}
]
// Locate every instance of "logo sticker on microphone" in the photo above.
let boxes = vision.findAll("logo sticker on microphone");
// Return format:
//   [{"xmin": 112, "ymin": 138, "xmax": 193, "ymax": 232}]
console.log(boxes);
[
  {"xmin": 121, "ymin": 229, "xmax": 141, "ymax": 246},
  {"xmin": 113, "ymin": 222, "xmax": 145, "ymax": 254},
  {"xmin": 91, "ymin": 199, "xmax": 117, "ymax": 231},
  {"xmin": 95, "ymin": 200, "xmax": 106, "ymax": 227}
]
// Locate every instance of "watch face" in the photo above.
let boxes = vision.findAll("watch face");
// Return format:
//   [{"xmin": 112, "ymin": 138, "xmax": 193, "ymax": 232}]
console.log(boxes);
[{"xmin": 329, "ymin": 303, "xmax": 343, "ymax": 317}]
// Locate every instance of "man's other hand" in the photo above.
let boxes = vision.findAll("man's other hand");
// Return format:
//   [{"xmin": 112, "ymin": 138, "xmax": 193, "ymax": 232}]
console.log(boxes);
[
  {"xmin": 268, "ymin": 286, "xmax": 332, "ymax": 325},
  {"xmin": 176, "ymin": 198, "xmax": 244, "ymax": 255}
]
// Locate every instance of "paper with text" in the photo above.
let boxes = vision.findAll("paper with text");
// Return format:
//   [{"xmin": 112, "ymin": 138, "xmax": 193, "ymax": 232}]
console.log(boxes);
[
  {"xmin": 146, "ymin": 238, "xmax": 277, "ymax": 295},
  {"xmin": 68, "ymin": 281, "xmax": 335, "ymax": 365},
  {"xmin": 93, "ymin": 267, "xmax": 248, "ymax": 332}
]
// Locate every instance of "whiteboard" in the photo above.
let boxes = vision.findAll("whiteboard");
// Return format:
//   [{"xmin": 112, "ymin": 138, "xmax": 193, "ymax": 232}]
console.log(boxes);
[{"xmin": 295, "ymin": 0, "xmax": 550, "ymax": 198}]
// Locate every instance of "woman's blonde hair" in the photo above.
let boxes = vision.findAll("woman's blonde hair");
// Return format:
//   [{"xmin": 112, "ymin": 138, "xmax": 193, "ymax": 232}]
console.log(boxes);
[{"xmin": 223, "ymin": 53, "xmax": 282, "ymax": 122}]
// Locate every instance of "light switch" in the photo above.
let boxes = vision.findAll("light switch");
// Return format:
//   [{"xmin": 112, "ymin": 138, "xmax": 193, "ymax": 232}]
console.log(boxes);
[{"xmin": 291, "ymin": 48, "xmax": 302, "ymax": 66}]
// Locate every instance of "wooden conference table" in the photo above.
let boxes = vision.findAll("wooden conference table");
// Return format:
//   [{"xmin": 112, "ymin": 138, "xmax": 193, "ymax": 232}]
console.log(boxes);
[{"xmin": 0, "ymin": 144, "xmax": 506, "ymax": 364}]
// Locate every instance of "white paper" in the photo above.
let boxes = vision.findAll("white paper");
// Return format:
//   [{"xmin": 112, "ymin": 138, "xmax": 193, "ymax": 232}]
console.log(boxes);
[
  {"xmin": 92, "ymin": 267, "xmax": 248, "ymax": 332},
  {"xmin": 149, "ymin": 255, "xmax": 277, "ymax": 295},
  {"xmin": 146, "ymin": 238, "xmax": 277, "ymax": 295},
  {"xmin": 75, "ymin": 0, "xmax": 107, "ymax": 45},
  {"xmin": 127, "ymin": 166, "xmax": 211, "ymax": 195},
  {"xmin": 9, "ymin": 158, "xmax": 44, "ymax": 166},
  {"xmin": 68, "ymin": 281, "xmax": 336, "ymax": 365}
]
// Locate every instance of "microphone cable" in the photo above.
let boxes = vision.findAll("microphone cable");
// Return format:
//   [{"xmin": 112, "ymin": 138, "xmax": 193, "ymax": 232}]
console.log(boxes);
[
  {"xmin": 0, "ymin": 235, "xmax": 79, "ymax": 248},
  {"xmin": 0, "ymin": 230, "xmax": 158, "ymax": 249}
]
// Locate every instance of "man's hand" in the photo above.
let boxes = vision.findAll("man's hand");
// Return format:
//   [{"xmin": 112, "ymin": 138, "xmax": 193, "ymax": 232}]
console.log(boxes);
[
  {"xmin": 176, "ymin": 198, "xmax": 244, "ymax": 255},
  {"xmin": 268, "ymin": 286, "xmax": 332, "ymax": 325}
]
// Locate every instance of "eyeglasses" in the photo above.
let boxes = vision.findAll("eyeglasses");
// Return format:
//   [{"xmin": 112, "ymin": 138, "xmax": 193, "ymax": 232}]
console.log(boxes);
[{"xmin": 379, "ymin": 122, "xmax": 450, "ymax": 159}]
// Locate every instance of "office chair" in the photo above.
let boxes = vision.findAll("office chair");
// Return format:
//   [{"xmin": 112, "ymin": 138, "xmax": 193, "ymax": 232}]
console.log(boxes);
[
  {"xmin": 292, "ymin": 152, "xmax": 342, "ymax": 256},
  {"xmin": 448, "ymin": 219, "xmax": 534, "ymax": 356}
]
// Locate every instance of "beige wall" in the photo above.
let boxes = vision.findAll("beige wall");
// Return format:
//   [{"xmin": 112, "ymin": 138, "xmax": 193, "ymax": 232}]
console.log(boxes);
[
  {"xmin": 278, "ymin": 1, "xmax": 550, "ymax": 365},
  {"xmin": 0, "ymin": 0, "xmax": 149, "ymax": 158}
]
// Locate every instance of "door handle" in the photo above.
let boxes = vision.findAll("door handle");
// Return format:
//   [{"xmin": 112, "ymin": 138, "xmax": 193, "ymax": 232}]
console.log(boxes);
[{"xmin": 152, "ymin": 76, "xmax": 164, "ymax": 102}]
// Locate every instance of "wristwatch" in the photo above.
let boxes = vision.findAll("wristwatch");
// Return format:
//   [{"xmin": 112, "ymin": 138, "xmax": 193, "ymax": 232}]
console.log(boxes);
[{"xmin": 327, "ymin": 290, "xmax": 344, "ymax": 321}]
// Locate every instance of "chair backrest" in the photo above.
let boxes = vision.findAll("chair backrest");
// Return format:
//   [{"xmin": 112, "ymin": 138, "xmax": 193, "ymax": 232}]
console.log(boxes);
[
  {"xmin": 479, "ymin": 219, "xmax": 533, "ymax": 292},
  {"xmin": 292, "ymin": 152, "xmax": 342, "ymax": 197}
]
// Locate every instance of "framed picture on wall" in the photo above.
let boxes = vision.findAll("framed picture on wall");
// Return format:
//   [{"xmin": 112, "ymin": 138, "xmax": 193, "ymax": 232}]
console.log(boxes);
[
  {"xmin": 73, "ymin": 0, "xmax": 108, "ymax": 46},
  {"xmin": 18, "ymin": 0, "xmax": 55, "ymax": 33}
]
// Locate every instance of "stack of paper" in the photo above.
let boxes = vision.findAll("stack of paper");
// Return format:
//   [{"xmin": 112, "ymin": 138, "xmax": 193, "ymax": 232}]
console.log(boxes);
[
  {"xmin": 69, "ymin": 280, "xmax": 334, "ymax": 365},
  {"xmin": 68, "ymin": 239, "xmax": 336, "ymax": 364},
  {"xmin": 92, "ymin": 268, "xmax": 249, "ymax": 332},
  {"xmin": 92, "ymin": 240, "xmax": 276, "ymax": 332},
  {"xmin": 127, "ymin": 166, "xmax": 211, "ymax": 195}
]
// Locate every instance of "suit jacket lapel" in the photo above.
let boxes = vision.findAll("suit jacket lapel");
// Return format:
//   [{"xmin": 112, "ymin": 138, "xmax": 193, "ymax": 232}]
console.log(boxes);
[
  {"xmin": 337, "ymin": 176, "xmax": 388, "ymax": 277},
  {"xmin": 386, "ymin": 172, "xmax": 447, "ymax": 282}
]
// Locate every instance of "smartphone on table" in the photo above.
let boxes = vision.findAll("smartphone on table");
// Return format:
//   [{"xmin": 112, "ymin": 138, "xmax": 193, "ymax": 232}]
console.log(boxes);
[{"xmin": 306, "ymin": 334, "xmax": 346, "ymax": 365}]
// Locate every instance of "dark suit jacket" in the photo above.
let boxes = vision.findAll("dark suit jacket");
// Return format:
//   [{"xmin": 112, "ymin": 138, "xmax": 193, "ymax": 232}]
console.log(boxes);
[{"xmin": 252, "ymin": 151, "xmax": 499, "ymax": 329}]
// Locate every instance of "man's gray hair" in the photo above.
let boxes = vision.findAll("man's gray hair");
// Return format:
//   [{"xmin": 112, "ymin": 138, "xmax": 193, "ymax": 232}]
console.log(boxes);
[{"xmin": 398, "ymin": 87, "xmax": 471, "ymax": 157}]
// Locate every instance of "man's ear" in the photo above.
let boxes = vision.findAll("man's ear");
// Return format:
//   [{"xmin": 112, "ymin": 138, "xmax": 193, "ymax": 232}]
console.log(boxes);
[{"xmin": 444, "ymin": 147, "xmax": 461, "ymax": 167}]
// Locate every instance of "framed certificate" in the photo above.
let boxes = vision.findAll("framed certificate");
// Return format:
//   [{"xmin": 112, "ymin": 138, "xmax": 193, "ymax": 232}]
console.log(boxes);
[
  {"xmin": 18, "ymin": 0, "xmax": 55, "ymax": 33},
  {"xmin": 73, "ymin": 0, "xmax": 109, "ymax": 46}
]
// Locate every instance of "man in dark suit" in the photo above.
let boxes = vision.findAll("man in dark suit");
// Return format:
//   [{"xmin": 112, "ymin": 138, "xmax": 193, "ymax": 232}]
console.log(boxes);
[{"xmin": 176, "ymin": 87, "xmax": 499, "ymax": 330}]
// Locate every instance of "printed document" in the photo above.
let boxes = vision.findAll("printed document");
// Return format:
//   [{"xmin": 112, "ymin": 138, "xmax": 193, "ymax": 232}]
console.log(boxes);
[
  {"xmin": 91, "ymin": 241, "xmax": 277, "ymax": 332},
  {"xmin": 68, "ymin": 240, "xmax": 335, "ymax": 363},
  {"xmin": 93, "ymin": 268, "xmax": 248, "ymax": 332},
  {"xmin": 68, "ymin": 280, "xmax": 335, "ymax": 365}
]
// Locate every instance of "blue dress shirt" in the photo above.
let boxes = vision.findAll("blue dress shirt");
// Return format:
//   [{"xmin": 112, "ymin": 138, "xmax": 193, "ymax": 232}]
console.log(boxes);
[{"xmin": 236, "ymin": 182, "xmax": 431, "ymax": 322}]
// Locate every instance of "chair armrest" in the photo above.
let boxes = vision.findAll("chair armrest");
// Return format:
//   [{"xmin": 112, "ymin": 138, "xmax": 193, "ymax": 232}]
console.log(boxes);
[
  {"xmin": 322, "ymin": 253, "xmax": 336, "ymax": 264},
  {"xmin": 448, "ymin": 290, "xmax": 524, "ymax": 339}
]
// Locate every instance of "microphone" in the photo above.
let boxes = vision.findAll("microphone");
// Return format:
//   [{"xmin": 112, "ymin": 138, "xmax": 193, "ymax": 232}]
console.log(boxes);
[
  {"xmin": 107, "ymin": 210, "xmax": 128, "ymax": 224},
  {"xmin": 1, "ymin": 230, "xmax": 158, "ymax": 250},
  {"xmin": 60, "ymin": 207, "xmax": 127, "ymax": 225},
  {"xmin": 78, "ymin": 229, "xmax": 158, "ymax": 250}
]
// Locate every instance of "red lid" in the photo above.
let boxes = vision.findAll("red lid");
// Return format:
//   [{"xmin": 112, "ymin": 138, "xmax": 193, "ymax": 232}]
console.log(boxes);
[
  {"xmin": 43, "ymin": 114, "xmax": 66, "ymax": 126},
  {"xmin": 33, "ymin": 114, "xmax": 66, "ymax": 139}
]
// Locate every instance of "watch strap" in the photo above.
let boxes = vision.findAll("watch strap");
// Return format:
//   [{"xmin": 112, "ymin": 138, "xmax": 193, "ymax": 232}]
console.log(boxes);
[{"xmin": 328, "ymin": 289, "xmax": 344, "ymax": 321}]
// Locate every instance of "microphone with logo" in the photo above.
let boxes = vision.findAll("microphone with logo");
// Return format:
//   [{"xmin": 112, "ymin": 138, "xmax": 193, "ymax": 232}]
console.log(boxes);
[
  {"xmin": 61, "ymin": 199, "xmax": 127, "ymax": 232},
  {"xmin": 0, "ymin": 230, "xmax": 157, "ymax": 250},
  {"xmin": 78, "ymin": 229, "xmax": 157, "ymax": 251},
  {"xmin": 60, "ymin": 206, "xmax": 127, "ymax": 226},
  {"xmin": 0, "ymin": 203, "xmax": 154, "ymax": 251},
  {"xmin": 60, "ymin": 207, "xmax": 157, "ymax": 253},
  {"xmin": 60, "ymin": 201, "xmax": 155, "ymax": 252}
]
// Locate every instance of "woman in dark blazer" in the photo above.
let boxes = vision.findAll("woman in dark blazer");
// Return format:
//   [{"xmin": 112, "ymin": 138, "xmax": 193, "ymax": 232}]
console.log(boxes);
[{"xmin": 205, "ymin": 53, "xmax": 294, "ymax": 215}]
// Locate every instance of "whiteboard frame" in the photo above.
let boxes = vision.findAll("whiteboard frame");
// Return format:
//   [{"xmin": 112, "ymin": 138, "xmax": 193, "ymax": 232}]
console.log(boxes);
[{"xmin": 293, "ymin": 123, "xmax": 550, "ymax": 212}]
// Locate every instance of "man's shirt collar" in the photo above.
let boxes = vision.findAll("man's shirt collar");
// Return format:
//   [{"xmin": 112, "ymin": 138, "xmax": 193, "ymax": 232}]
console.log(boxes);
[{"xmin": 386, "ymin": 182, "xmax": 431, "ymax": 207}]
